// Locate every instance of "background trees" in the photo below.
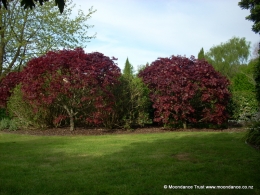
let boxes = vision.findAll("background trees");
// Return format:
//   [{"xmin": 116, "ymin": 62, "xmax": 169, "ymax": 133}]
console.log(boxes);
[
  {"xmin": 198, "ymin": 48, "xmax": 205, "ymax": 60},
  {"xmin": 238, "ymin": 0, "xmax": 260, "ymax": 147},
  {"xmin": 204, "ymin": 37, "xmax": 250, "ymax": 80},
  {"xmin": 138, "ymin": 56, "xmax": 231, "ymax": 128},
  {"xmin": 0, "ymin": 0, "xmax": 95, "ymax": 79},
  {"xmin": 238, "ymin": 0, "xmax": 260, "ymax": 34}
]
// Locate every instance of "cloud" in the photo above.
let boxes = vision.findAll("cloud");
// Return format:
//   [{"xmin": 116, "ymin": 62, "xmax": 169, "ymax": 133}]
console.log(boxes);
[{"xmin": 73, "ymin": 0, "xmax": 259, "ymax": 71}]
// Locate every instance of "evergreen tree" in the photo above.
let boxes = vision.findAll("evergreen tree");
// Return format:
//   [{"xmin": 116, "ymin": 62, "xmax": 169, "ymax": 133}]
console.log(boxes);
[
  {"xmin": 198, "ymin": 48, "xmax": 205, "ymax": 60},
  {"xmin": 123, "ymin": 58, "xmax": 134, "ymax": 78}
]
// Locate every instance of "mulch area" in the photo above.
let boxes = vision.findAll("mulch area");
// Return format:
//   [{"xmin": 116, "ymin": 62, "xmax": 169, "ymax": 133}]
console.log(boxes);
[{"xmin": 0, "ymin": 126, "xmax": 246, "ymax": 136}]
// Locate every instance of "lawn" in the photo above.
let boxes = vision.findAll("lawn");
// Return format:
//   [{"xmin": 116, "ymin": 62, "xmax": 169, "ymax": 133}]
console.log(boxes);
[{"xmin": 0, "ymin": 131, "xmax": 259, "ymax": 195}]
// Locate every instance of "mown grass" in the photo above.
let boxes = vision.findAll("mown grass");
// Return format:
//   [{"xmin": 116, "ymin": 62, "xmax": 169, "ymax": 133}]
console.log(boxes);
[{"xmin": 0, "ymin": 131, "xmax": 259, "ymax": 195}]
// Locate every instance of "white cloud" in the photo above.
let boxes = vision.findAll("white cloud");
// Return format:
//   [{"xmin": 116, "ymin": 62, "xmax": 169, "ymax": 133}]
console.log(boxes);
[{"xmin": 73, "ymin": 0, "xmax": 259, "ymax": 71}]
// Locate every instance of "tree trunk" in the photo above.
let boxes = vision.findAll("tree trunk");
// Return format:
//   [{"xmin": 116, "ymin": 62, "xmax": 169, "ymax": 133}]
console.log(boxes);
[
  {"xmin": 69, "ymin": 115, "xmax": 74, "ymax": 131},
  {"xmin": 183, "ymin": 121, "xmax": 187, "ymax": 129},
  {"xmin": 63, "ymin": 105, "xmax": 76, "ymax": 131}
]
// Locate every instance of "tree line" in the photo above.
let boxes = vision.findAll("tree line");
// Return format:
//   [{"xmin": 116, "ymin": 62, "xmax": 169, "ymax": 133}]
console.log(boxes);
[{"xmin": 0, "ymin": 0, "xmax": 259, "ymax": 136}]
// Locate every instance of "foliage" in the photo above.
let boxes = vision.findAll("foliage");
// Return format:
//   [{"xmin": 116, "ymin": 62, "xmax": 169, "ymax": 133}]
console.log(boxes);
[
  {"xmin": 238, "ymin": 0, "xmax": 260, "ymax": 34},
  {"xmin": 205, "ymin": 37, "xmax": 250, "ymax": 79},
  {"xmin": 255, "ymin": 57, "xmax": 260, "ymax": 104},
  {"xmin": 7, "ymin": 85, "xmax": 55, "ymax": 129},
  {"xmin": 123, "ymin": 57, "xmax": 134, "ymax": 78},
  {"xmin": 8, "ymin": 119, "xmax": 19, "ymax": 131},
  {"xmin": 0, "ymin": 71, "xmax": 22, "ymax": 108},
  {"xmin": 138, "ymin": 55, "xmax": 231, "ymax": 128},
  {"xmin": 20, "ymin": 48, "xmax": 121, "ymax": 131},
  {"xmin": 232, "ymin": 91, "xmax": 259, "ymax": 121},
  {"xmin": 0, "ymin": 108, "xmax": 9, "ymax": 120},
  {"xmin": 245, "ymin": 122, "xmax": 260, "ymax": 148},
  {"xmin": 198, "ymin": 47, "xmax": 205, "ymax": 60},
  {"xmin": 0, "ymin": 0, "xmax": 95, "ymax": 78},
  {"xmin": 110, "ymin": 76, "xmax": 151, "ymax": 129},
  {"xmin": 0, "ymin": 0, "xmax": 65, "ymax": 13},
  {"xmin": 231, "ymin": 73, "xmax": 255, "ymax": 91},
  {"xmin": 0, "ymin": 118, "xmax": 18, "ymax": 131},
  {"xmin": 0, "ymin": 118, "xmax": 9, "ymax": 130}
]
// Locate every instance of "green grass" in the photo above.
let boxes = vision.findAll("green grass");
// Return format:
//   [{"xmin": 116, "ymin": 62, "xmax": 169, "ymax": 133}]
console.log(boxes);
[{"xmin": 0, "ymin": 131, "xmax": 259, "ymax": 195}]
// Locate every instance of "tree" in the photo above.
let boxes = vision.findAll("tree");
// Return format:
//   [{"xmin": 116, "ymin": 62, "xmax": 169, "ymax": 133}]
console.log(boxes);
[
  {"xmin": 205, "ymin": 37, "xmax": 250, "ymax": 79},
  {"xmin": 108, "ymin": 57, "xmax": 151, "ymax": 129},
  {"xmin": 0, "ymin": 0, "xmax": 65, "ymax": 13},
  {"xmin": 198, "ymin": 47, "xmax": 205, "ymax": 60},
  {"xmin": 0, "ymin": 0, "xmax": 95, "ymax": 79},
  {"xmin": 0, "ymin": 71, "xmax": 21, "ymax": 108},
  {"xmin": 238, "ymin": 0, "xmax": 260, "ymax": 34},
  {"xmin": 123, "ymin": 57, "xmax": 134, "ymax": 77},
  {"xmin": 20, "ymin": 48, "xmax": 121, "ymax": 131},
  {"xmin": 138, "ymin": 55, "xmax": 231, "ymax": 129}
]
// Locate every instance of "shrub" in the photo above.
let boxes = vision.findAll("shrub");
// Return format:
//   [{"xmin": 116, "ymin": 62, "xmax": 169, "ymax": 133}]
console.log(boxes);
[
  {"xmin": 245, "ymin": 122, "xmax": 260, "ymax": 148},
  {"xmin": 0, "ymin": 118, "xmax": 18, "ymax": 131},
  {"xmin": 232, "ymin": 91, "xmax": 259, "ymax": 122},
  {"xmin": 109, "ymin": 75, "xmax": 152, "ymax": 129},
  {"xmin": 0, "ymin": 118, "xmax": 10, "ymax": 130},
  {"xmin": 0, "ymin": 72, "xmax": 22, "ymax": 108},
  {"xmin": 138, "ymin": 56, "xmax": 231, "ymax": 128},
  {"xmin": 20, "ymin": 48, "xmax": 121, "ymax": 131},
  {"xmin": 7, "ymin": 85, "xmax": 55, "ymax": 129},
  {"xmin": 8, "ymin": 119, "xmax": 18, "ymax": 131},
  {"xmin": 0, "ymin": 108, "xmax": 9, "ymax": 120}
]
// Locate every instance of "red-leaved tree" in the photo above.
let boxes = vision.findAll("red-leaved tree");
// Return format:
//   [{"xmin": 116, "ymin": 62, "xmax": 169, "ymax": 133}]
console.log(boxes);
[
  {"xmin": 0, "ymin": 71, "xmax": 22, "ymax": 108},
  {"xmin": 20, "ymin": 48, "xmax": 121, "ymax": 131},
  {"xmin": 138, "ymin": 55, "xmax": 231, "ymax": 128}
]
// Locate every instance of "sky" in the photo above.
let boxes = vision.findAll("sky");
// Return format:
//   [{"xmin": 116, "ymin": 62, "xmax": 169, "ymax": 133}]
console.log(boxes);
[{"xmin": 72, "ymin": 0, "xmax": 259, "ymax": 72}]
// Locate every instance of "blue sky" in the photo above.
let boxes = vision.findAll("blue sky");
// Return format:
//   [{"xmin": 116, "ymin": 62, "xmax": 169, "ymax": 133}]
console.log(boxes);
[{"xmin": 73, "ymin": 0, "xmax": 259, "ymax": 72}]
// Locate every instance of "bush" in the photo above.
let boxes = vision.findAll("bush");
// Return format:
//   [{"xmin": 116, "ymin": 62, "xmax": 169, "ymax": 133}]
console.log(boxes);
[
  {"xmin": 20, "ymin": 48, "xmax": 121, "ymax": 131},
  {"xmin": 8, "ymin": 119, "xmax": 18, "ymax": 131},
  {"xmin": 0, "ymin": 72, "xmax": 22, "ymax": 108},
  {"xmin": 0, "ymin": 118, "xmax": 10, "ymax": 130},
  {"xmin": 138, "ymin": 56, "xmax": 231, "ymax": 128},
  {"xmin": 7, "ymin": 85, "xmax": 55, "ymax": 129},
  {"xmin": 232, "ymin": 91, "xmax": 259, "ymax": 122},
  {"xmin": 107, "ymin": 75, "xmax": 152, "ymax": 129},
  {"xmin": 0, "ymin": 118, "xmax": 18, "ymax": 131},
  {"xmin": 0, "ymin": 108, "xmax": 9, "ymax": 120},
  {"xmin": 245, "ymin": 122, "xmax": 260, "ymax": 148}
]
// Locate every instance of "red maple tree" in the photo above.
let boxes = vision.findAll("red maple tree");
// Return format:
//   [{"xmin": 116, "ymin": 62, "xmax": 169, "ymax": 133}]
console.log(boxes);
[
  {"xmin": 20, "ymin": 48, "xmax": 121, "ymax": 130},
  {"xmin": 138, "ymin": 55, "xmax": 231, "ymax": 128}
]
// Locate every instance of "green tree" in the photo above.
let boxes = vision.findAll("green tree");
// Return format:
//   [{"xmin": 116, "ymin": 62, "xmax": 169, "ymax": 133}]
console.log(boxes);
[
  {"xmin": 238, "ymin": 0, "xmax": 260, "ymax": 34},
  {"xmin": 198, "ymin": 47, "xmax": 205, "ymax": 60},
  {"xmin": 205, "ymin": 37, "xmax": 250, "ymax": 79},
  {"xmin": 123, "ymin": 57, "xmax": 134, "ymax": 78},
  {"xmin": 0, "ymin": 0, "xmax": 95, "ymax": 79}
]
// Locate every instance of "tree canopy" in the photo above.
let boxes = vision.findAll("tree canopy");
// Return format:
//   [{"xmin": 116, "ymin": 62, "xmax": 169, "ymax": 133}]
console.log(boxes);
[
  {"xmin": 0, "ymin": 0, "xmax": 65, "ymax": 13},
  {"xmin": 0, "ymin": 0, "xmax": 95, "ymax": 79},
  {"xmin": 138, "ymin": 55, "xmax": 231, "ymax": 128},
  {"xmin": 20, "ymin": 48, "xmax": 120, "ymax": 131},
  {"xmin": 238, "ymin": 0, "xmax": 260, "ymax": 34},
  {"xmin": 198, "ymin": 48, "xmax": 205, "ymax": 60},
  {"xmin": 123, "ymin": 57, "xmax": 134, "ymax": 78},
  {"xmin": 205, "ymin": 37, "xmax": 250, "ymax": 79}
]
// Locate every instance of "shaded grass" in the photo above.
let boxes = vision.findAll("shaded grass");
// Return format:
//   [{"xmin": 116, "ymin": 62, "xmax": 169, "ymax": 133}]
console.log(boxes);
[{"xmin": 0, "ymin": 131, "xmax": 259, "ymax": 195}]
